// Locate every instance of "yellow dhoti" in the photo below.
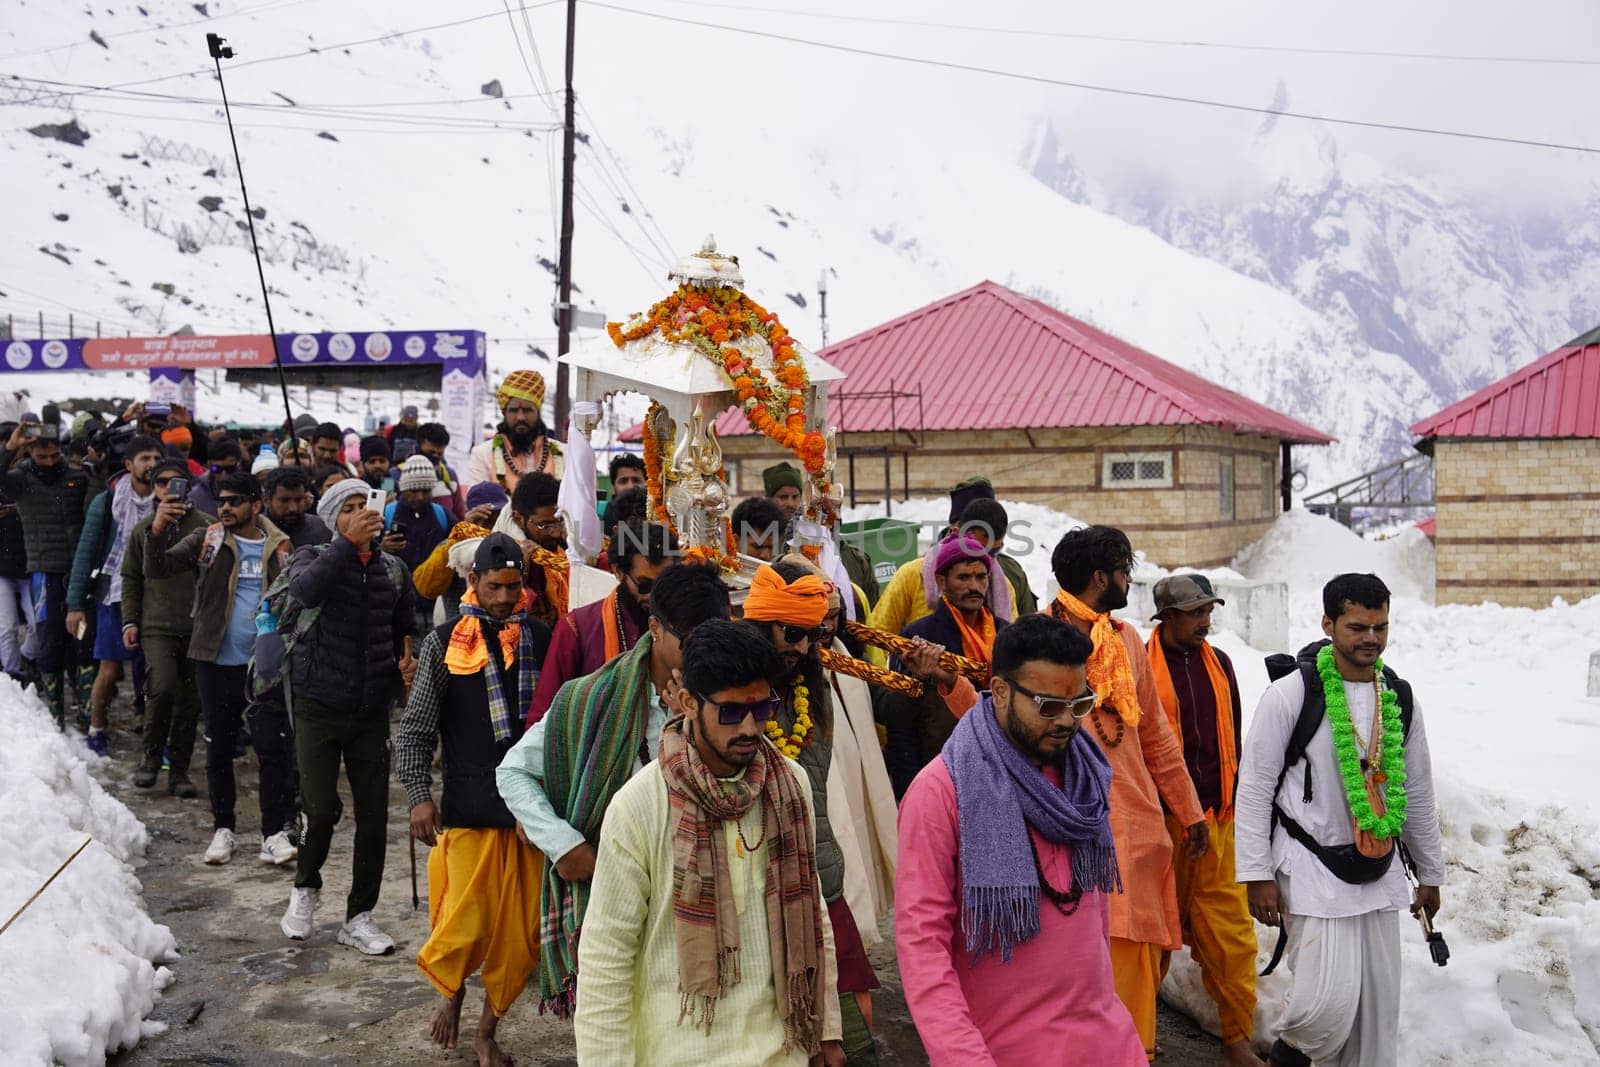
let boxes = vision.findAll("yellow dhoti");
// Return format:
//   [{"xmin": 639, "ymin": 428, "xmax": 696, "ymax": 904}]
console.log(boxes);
[
  {"xmin": 417, "ymin": 826, "xmax": 544, "ymax": 1017},
  {"xmin": 1161, "ymin": 812, "xmax": 1258, "ymax": 1045},
  {"xmin": 1111, "ymin": 936, "xmax": 1163, "ymax": 1060}
]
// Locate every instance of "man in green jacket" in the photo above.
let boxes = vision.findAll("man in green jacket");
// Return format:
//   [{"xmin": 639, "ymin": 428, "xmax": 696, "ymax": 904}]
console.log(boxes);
[
  {"xmin": 146, "ymin": 471, "xmax": 297, "ymax": 867},
  {"xmin": 66, "ymin": 435, "xmax": 162, "ymax": 754},
  {"xmin": 120, "ymin": 458, "xmax": 209, "ymax": 795}
]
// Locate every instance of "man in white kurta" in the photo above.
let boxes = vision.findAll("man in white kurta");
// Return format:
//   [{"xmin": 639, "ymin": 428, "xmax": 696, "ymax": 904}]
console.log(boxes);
[{"xmin": 1234, "ymin": 577, "xmax": 1444, "ymax": 1067}]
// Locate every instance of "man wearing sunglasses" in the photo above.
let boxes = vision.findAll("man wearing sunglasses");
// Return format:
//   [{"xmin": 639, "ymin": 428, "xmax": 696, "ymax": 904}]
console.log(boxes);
[
  {"xmin": 896, "ymin": 613, "xmax": 1144, "ymax": 1066},
  {"xmin": 1047, "ymin": 525, "xmax": 1208, "ymax": 1061},
  {"xmin": 146, "ymin": 470, "xmax": 298, "ymax": 868},
  {"xmin": 496, "ymin": 561, "xmax": 730, "ymax": 1016},
  {"xmin": 525, "ymin": 520, "xmax": 677, "ymax": 726},
  {"xmin": 1147, "ymin": 575, "xmax": 1263, "ymax": 1067},
  {"xmin": 882, "ymin": 534, "xmax": 1011, "ymax": 797},
  {"xmin": 184, "ymin": 438, "xmax": 245, "ymax": 517},
  {"xmin": 119, "ymin": 459, "xmax": 208, "ymax": 797},
  {"xmin": 575, "ymin": 617, "xmax": 845, "ymax": 1065}
]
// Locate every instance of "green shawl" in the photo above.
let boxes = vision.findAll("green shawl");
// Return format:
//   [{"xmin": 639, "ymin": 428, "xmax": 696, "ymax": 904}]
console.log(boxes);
[{"xmin": 538, "ymin": 632, "xmax": 656, "ymax": 1015}]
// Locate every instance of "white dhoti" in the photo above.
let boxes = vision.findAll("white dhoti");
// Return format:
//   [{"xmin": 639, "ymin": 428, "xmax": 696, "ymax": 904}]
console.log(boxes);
[{"xmin": 1277, "ymin": 904, "xmax": 1401, "ymax": 1067}]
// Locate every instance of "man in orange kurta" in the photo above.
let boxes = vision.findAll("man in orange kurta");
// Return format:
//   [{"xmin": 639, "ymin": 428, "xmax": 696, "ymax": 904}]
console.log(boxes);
[{"xmin": 1047, "ymin": 526, "xmax": 1208, "ymax": 1061}]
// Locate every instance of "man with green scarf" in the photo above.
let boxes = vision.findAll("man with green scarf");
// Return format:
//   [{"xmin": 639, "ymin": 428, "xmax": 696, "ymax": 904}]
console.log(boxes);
[{"xmin": 494, "ymin": 561, "xmax": 731, "ymax": 1015}]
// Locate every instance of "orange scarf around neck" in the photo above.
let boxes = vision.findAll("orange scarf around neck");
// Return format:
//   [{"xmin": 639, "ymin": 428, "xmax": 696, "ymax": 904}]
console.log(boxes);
[
  {"xmin": 1146, "ymin": 626, "xmax": 1238, "ymax": 819},
  {"xmin": 943, "ymin": 597, "xmax": 996, "ymax": 681},
  {"xmin": 1050, "ymin": 590, "xmax": 1141, "ymax": 726},
  {"xmin": 444, "ymin": 586, "xmax": 530, "ymax": 675}
]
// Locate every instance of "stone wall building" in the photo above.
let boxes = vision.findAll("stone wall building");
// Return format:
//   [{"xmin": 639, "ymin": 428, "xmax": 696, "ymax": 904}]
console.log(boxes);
[
  {"xmin": 1412, "ymin": 328, "xmax": 1600, "ymax": 608},
  {"xmin": 712, "ymin": 281, "xmax": 1333, "ymax": 569}
]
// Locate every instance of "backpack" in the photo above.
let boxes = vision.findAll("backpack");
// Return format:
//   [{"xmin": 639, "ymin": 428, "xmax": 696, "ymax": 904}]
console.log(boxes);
[
  {"xmin": 248, "ymin": 543, "xmax": 408, "ymax": 697},
  {"xmin": 1261, "ymin": 639, "xmax": 1414, "ymax": 886}
]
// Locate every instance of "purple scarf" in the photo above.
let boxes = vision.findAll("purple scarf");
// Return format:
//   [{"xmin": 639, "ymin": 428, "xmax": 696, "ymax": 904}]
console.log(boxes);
[{"xmin": 941, "ymin": 692, "xmax": 1120, "ymax": 962}]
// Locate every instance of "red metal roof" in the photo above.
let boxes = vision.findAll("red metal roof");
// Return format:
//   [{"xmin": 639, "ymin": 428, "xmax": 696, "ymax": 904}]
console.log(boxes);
[
  {"xmin": 1410, "ymin": 334, "xmax": 1600, "ymax": 440},
  {"xmin": 710, "ymin": 280, "xmax": 1333, "ymax": 443}
]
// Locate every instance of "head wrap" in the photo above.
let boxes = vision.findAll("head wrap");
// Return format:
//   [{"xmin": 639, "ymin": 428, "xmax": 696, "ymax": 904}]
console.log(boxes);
[
  {"xmin": 933, "ymin": 534, "xmax": 991, "ymax": 576},
  {"xmin": 396, "ymin": 454, "xmax": 435, "ymax": 492},
  {"xmin": 948, "ymin": 475, "xmax": 996, "ymax": 525},
  {"xmin": 317, "ymin": 477, "xmax": 371, "ymax": 528},
  {"xmin": 251, "ymin": 446, "xmax": 280, "ymax": 475},
  {"xmin": 743, "ymin": 564, "xmax": 829, "ymax": 628},
  {"xmin": 762, "ymin": 462, "xmax": 803, "ymax": 496},
  {"xmin": 922, "ymin": 530, "xmax": 1013, "ymax": 621},
  {"xmin": 161, "ymin": 426, "xmax": 193, "ymax": 449},
  {"xmin": 466, "ymin": 481, "xmax": 509, "ymax": 512},
  {"xmin": 496, "ymin": 370, "xmax": 547, "ymax": 412},
  {"xmin": 359, "ymin": 435, "xmax": 391, "ymax": 463}
]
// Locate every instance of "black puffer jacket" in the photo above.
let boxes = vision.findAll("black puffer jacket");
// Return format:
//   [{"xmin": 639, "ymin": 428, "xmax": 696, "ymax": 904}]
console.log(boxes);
[
  {"xmin": 286, "ymin": 536, "xmax": 416, "ymax": 716},
  {"xmin": 0, "ymin": 456, "xmax": 91, "ymax": 574},
  {"xmin": 0, "ymin": 497, "xmax": 26, "ymax": 581}
]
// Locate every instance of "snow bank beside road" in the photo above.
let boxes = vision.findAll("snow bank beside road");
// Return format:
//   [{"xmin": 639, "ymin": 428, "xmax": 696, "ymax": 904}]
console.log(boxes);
[{"xmin": 0, "ymin": 677, "xmax": 176, "ymax": 1066}]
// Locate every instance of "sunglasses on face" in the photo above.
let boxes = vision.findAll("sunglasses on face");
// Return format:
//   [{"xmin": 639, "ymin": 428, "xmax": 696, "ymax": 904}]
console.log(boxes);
[
  {"xmin": 628, "ymin": 575, "xmax": 655, "ymax": 595},
  {"xmin": 779, "ymin": 623, "xmax": 823, "ymax": 645},
  {"xmin": 216, "ymin": 495, "xmax": 252, "ymax": 509},
  {"xmin": 210, "ymin": 464, "xmax": 238, "ymax": 475},
  {"xmin": 1003, "ymin": 677, "xmax": 1098, "ymax": 720},
  {"xmin": 699, "ymin": 690, "xmax": 782, "ymax": 726}
]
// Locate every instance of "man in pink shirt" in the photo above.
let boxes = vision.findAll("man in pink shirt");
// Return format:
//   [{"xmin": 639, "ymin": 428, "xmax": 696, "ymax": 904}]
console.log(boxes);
[{"xmin": 895, "ymin": 613, "xmax": 1146, "ymax": 1066}]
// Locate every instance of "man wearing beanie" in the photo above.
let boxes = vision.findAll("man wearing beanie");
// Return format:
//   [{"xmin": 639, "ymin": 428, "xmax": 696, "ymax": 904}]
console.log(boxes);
[
  {"xmin": 464, "ymin": 371, "xmax": 562, "ymax": 493},
  {"xmin": 358, "ymin": 435, "xmax": 393, "ymax": 493},
  {"xmin": 386, "ymin": 454, "xmax": 451, "ymax": 635},
  {"xmin": 252, "ymin": 445, "xmax": 281, "ymax": 482},
  {"xmin": 281, "ymin": 478, "xmax": 418, "ymax": 955}
]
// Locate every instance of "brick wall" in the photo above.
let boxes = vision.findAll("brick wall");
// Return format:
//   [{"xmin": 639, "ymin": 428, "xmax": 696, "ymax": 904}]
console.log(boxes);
[
  {"xmin": 1433, "ymin": 438, "xmax": 1600, "ymax": 608},
  {"xmin": 721, "ymin": 424, "xmax": 1287, "ymax": 568}
]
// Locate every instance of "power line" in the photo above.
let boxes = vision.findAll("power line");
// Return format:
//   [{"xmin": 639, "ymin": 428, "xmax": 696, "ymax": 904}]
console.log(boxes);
[
  {"xmin": 639, "ymin": 0, "xmax": 1600, "ymax": 68},
  {"xmin": 582, "ymin": 1, "xmax": 1600, "ymax": 155},
  {"xmin": 7, "ymin": 75, "xmax": 563, "ymax": 109},
  {"xmin": 61, "ymin": 101, "xmax": 560, "ymax": 136},
  {"xmin": 577, "ymin": 98, "xmax": 675, "ymax": 261}
]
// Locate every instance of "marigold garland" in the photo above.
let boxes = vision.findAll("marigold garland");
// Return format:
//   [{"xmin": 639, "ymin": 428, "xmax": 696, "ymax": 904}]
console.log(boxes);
[
  {"xmin": 608, "ymin": 285, "xmax": 833, "ymax": 495},
  {"xmin": 639, "ymin": 401, "xmax": 672, "ymax": 527},
  {"xmin": 1317, "ymin": 645, "xmax": 1408, "ymax": 838},
  {"xmin": 766, "ymin": 676, "xmax": 814, "ymax": 758}
]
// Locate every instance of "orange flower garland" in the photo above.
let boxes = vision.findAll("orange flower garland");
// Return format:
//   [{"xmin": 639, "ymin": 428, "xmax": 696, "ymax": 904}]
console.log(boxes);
[
  {"xmin": 609, "ymin": 286, "xmax": 831, "ymax": 489},
  {"xmin": 639, "ymin": 401, "xmax": 672, "ymax": 528}
]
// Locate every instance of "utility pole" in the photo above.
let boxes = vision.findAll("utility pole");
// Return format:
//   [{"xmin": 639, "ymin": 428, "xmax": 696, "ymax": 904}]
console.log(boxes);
[
  {"xmin": 553, "ymin": 0, "xmax": 577, "ymax": 431},
  {"xmin": 817, "ymin": 269, "xmax": 830, "ymax": 350}
]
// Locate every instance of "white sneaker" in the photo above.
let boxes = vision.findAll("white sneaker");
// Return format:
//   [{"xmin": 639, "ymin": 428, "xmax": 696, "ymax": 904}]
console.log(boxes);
[
  {"xmin": 336, "ymin": 911, "xmax": 395, "ymax": 956},
  {"xmin": 259, "ymin": 831, "xmax": 298, "ymax": 866},
  {"xmin": 203, "ymin": 828, "xmax": 237, "ymax": 865},
  {"xmin": 281, "ymin": 887, "xmax": 318, "ymax": 940}
]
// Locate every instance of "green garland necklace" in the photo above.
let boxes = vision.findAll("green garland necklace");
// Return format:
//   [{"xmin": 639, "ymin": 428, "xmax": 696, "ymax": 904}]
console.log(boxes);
[{"xmin": 1317, "ymin": 645, "xmax": 1408, "ymax": 838}]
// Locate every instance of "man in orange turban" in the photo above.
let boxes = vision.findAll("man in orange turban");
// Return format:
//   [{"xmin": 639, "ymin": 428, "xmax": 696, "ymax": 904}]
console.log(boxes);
[{"xmin": 464, "ymin": 370, "xmax": 562, "ymax": 493}]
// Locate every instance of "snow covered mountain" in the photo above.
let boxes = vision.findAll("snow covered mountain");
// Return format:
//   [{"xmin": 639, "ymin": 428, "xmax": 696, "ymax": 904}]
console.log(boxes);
[
  {"xmin": 1027, "ymin": 92, "xmax": 1600, "ymax": 420},
  {"xmin": 2, "ymin": 1, "xmax": 1579, "ymax": 489}
]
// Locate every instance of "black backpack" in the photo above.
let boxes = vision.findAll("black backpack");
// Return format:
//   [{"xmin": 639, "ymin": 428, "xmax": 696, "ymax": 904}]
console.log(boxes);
[{"xmin": 1261, "ymin": 639, "xmax": 1414, "ymax": 886}]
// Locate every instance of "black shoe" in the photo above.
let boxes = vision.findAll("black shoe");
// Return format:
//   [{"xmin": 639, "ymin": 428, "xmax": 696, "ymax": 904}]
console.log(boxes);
[
  {"xmin": 1270, "ymin": 1040, "xmax": 1312, "ymax": 1067},
  {"xmin": 133, "ymin": 752, "xmax": 162, "ymax": 789},
  {"xmin": 168, "ymin": 771, "xmax": 199, "ymax": 799}
]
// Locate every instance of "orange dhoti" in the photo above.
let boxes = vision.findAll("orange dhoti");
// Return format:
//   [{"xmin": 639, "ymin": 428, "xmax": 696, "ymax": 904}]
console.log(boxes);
[
  {"xmin": 1161, "ymin": 812, "xmax": 1258, "ymax": 1045},
  {"xmin": 417, "ymin": 826, "xmax": 544, "ymax": 1017},
  {"xmin": 1110, "ymin": 937, "xmax": 1164, "ymax": 1060}
]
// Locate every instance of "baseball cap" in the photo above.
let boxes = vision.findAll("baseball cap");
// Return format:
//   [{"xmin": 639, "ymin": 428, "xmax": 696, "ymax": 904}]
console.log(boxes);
[
  {"xmin": 473, "ymin": 532, "xmax": 523, "ymax": 574},
  {"xmin": 1151, "ymin": 573, "xmax": 1226, "ymax": 619}
]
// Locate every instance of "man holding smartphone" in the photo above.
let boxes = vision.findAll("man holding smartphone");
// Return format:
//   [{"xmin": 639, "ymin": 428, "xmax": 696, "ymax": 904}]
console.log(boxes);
[
  {"xmin": 1, "ymin": 416, "xmax": 92, "ymax": 727},
  {"xmin": 279, "ymin": 478, "xmax": 417, "ymax": 955},
  {"xmin": 146, "ymin": 472, "xmax": 298, "ymax": 866}
]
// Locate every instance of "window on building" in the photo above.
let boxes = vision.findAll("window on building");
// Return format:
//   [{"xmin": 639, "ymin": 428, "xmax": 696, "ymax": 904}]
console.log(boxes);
[
  {"xmin": 1261, "ymin": 455, "xmax": 1276, "ymax": 516},
  {"xmin": 1103, "ymin": 451, "xmax": 1173, "ymax": 489},
  {"xmin": 724, "ymin": 459, "xmax": 741, "ymax": 495},
  {"xmin": 1219, "ymin": 455, "xmax": 1235, "ymax": 520}
]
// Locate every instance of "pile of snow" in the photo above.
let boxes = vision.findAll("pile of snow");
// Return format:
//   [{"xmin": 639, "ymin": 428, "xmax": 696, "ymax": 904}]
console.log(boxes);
[
  {"xmin": 1155, "ymin": 509, "xmax": 1600, "ymax": 1063},
  {"xmin": 840, "ymin": 495, "xmax": 1087, "ymax": 598},
  {"xmin": 0, "ymin": 677, "xmax": 176, "ymax": 1066}
]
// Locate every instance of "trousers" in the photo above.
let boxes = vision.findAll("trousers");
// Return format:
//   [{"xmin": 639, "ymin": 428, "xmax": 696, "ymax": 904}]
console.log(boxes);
[
  {"xmin": 0, "ymin": 575, "xmax": 27, "ymax": 673},
  {"xmin": 1162, "ymin": 812, "xmax": 1259, "ymax": 1044},
  {"xmin": 196, "ymin": 661, "xmax": 295, "ymax": 834},
  {"xmin": 1111, "ymin": 937, "xmax": 1163, "ymax": 1060},
  {"xmin": 1276, "ymin": 907, "xmax": 1401, "ymax": 1067},
  {"xmin": 141, "ymin": 632, "xmax": 199, "ymax": 775},
  {"xmin": 293, "ymin": 700, "xmax": 389, "ymax": 921}
]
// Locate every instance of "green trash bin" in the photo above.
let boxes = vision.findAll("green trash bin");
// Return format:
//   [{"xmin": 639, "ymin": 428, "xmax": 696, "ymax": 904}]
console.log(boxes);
[{"xmin": 839, "ymin": 517, "xmax": 923, "ymax": 586}]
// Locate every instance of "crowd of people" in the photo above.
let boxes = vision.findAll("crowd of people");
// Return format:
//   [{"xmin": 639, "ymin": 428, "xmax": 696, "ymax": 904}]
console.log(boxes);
[{"xmin": 0, "ymin": 370, "xmax": 1444, "ymax": 1067}]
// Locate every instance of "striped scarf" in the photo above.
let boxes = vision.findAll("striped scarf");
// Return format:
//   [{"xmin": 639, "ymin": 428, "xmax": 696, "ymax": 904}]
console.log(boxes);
[
  {"xmin": 659, "ymin": 717, "xmax": 824, "ymax": 1055},
  {"xmin": 445, "ymin": 589, "xmax": 536, "ymax": 744},
  {"xmin": 537, "ymin": 634, "xmax": 656, "ymax": 1015}
]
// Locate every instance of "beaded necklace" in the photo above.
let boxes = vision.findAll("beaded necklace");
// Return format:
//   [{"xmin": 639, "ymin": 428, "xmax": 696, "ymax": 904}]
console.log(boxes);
[
  {"xmin": 1027, "ymin": 833, "xmax": 1083, "ymax": 916},
  {"xmin": 1090, "ymin": 706, "xmax": 1125, "ymax": 749}
]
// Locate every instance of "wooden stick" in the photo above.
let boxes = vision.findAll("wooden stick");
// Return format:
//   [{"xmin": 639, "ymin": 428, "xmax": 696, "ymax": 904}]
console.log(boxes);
[
  {"xmin": 843, "ymin": 620, "xmax": 989, "ymax": 682},
  {"xmin": 818, "ymin": 647, "xmax": 924, "ymax": 698},
  {"xmin": 0, "ymin": 837, "xmax": 92, "ymax": 937}
]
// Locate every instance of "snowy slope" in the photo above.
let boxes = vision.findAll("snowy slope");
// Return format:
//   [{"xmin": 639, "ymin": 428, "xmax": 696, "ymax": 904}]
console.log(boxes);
[{"xmin": 1, "ymin": 0, "xmax": 1443, "ymax": 486}]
